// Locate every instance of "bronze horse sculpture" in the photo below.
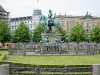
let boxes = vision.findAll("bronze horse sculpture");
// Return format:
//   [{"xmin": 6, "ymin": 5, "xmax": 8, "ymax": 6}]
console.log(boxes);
[{"xmin": 39, "ymin": 11, "xmax": 61, "ymax": 33}]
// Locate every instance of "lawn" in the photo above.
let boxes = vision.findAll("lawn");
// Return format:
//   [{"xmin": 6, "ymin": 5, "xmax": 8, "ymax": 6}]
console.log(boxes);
[
  {"xmin": 0, "ymin": 50, "xmax": 7, "ymax": 60},
  {"xmin": 5, "ymin": 54, "xmax": 100, "ymax": 65}
]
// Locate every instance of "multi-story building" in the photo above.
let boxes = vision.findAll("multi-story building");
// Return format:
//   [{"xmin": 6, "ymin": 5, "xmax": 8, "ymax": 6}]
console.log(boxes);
[
  {"xmin": 0, "ymin": 5, "xmax": 10, "ymax": 22},
  {"xmin": 10, "ymin": 9, "xmax": 42, "ymax": 33},
  {"xmin": 54, "ymin": 12, "xmax": 100, "ymax": 36},
  {"xmin": 1, "ymin": 4, "xmax": 100, "ymax": 36}
]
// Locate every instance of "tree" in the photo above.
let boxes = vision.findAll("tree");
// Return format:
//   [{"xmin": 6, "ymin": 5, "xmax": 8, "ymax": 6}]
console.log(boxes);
[
  {"xmin": 90, "ymin": 25, "xmax": 100, "ymax": 43},
  {"xmin": 0, "ymin": 20, "xmax": 11, "ymax": 44},
  {"xmin": 69, "ymin": 23, "xmax": 87, "ymax": 43},
  {"xmin": 13, "ymin": 21, "xmax": 30, "ymax": 43},
  {"xmin": 59, "ymin": 26, "xmax": 67, "ymax": 42},
  {"xmin": 32, "ymin": 23, "xmax": 43, "ymax": 42}
]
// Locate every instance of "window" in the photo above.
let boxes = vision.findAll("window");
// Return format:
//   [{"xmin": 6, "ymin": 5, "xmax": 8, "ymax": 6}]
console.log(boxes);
[
  {"xmin": 70, "ymin": 20, "xmax": 75, "ymax": 26},
  {"xmin": 92, "ymin": 24, "xmax": 94, "ymax": 28},
  {"xmin": 61, "ymin": 22, "xmax": 65, "ymax": 26},
  {"xmin": 81, "ymin": 22, "xmax": 83, "ymax": 25},
  {"xmin": 17, "ymin": 22, "xmax": 19, "ymax": 24},
  {"xmin": 34, "ymin": 21, "xmax": 36, "ymax": 24},
  {"xmin": 62, "ymin": 22, "xmax": 63, "ymax": 26},
  {"xmin": 87, "ymin": 29, "xmax": 88, "ymax": 32},
  {"xmin": 10, "ymin": 22, "xmax": 12, "ymax": 25},
  {"xmin": 67, "ymin": 22, "xmax": 69, "ymax": 26},
  {"xmin": 97, "ymin": 23, "xmax": 99, "ymax": 26},
  {"xmin": 87, "ymin": 23, "xmax": 89, "ymax": 26},
  {"xmin": 27, "ymin": 20, "xmax": 29, "ymax": 23},
  {"xmin": 31, "ymin": 24, "xmax": 32, "ymax": 28},
  {"xmin": 12, "ymin": 26, "xmax": 14, "ymax": 30}
]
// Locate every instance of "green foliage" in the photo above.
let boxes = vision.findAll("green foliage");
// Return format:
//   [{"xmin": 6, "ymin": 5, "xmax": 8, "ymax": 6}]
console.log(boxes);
[
  {"xmin": 69, "ymin": 23, "xmax": 87, "ymax": 43},
  {"xmin": 0, "ymin": 20, "xmax": 11, "ymax": 44},
  {"xmin": 0, "ymin": 60, "xmax": 92, "ymax": 75},
  {"xmin": 90, "ymin": 25, "xmax": 100, "ymax": 43},
  {"xmin": 0, "ymin": 49, "xmax": 8, "ymax": 51},
  {"xmin": 12, "ymin": 21, "xmax": 30, "ymax": 43},
  {"xmin": 53, "ymin": 26, "xmax": 67, "ymax": 42},
  {"xmin": 59, "ymin": 26, "xmax": 67, "ymax": 42},
  {"xmin": 32, "ymin": 23, "xmax": 43, "ymax": 42}
]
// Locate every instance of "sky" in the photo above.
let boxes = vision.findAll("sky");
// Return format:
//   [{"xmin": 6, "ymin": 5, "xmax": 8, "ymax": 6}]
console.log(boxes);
[{"xmin": 1, "ymin": 0, "xmax": 100, "ymax": 18}]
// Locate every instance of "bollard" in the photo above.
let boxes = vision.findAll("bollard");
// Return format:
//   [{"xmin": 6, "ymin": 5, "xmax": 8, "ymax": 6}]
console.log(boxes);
[
  {"xmin": 22, "ymin": 44, "xmax": 26, "ymax": 56},
  {"xmin": 41, "ymin": 44, "xmax": 44, "ymax": 55},
  {"xmin": 92, "ymin": 64, "xmax": 100, "ymax": 75},
  {"xmin": 59, "ymin": 44, "xmax": 61, "ymax": 55},
  {"xmin": 8, "ymin": 44, "xmax": 12, "ymax": 55},
  {"xmin": 0, "ymin": 64, "xmax": 9, "ymax": 75}
]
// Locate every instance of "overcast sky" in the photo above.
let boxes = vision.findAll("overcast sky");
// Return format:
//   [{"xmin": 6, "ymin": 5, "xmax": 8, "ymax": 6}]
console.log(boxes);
[{"xmin": 1, "ymin": 0, "xmax": 100, "ymax": 18}]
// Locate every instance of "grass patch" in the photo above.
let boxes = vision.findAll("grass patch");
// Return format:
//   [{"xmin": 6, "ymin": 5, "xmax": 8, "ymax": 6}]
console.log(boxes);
[
  {"xmin": 5, "ymin": 54, "xmax": 100, "ymax": 65},
  {"xmin": 0, "ymin": 50, "xmax": 7, "ymax": 60}
]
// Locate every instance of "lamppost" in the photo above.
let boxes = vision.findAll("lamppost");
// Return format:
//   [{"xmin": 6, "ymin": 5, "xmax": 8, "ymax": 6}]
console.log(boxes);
[{"xmin": 30, "ymin": 30, "xmax": 32, "ymax": 43}]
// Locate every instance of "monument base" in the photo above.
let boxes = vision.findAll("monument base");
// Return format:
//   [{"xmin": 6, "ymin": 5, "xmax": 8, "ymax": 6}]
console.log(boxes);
[
  {"xmin": 42, "ymin": 33, "xmax": 61, "ymax": 43},
  {"xmin": 41, "ymin": 33, "xmax": 62, "ymax": 55}
]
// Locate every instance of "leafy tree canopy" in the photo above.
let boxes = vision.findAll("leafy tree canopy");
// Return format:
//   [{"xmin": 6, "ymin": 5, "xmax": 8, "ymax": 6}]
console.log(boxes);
[
  {"xmin": 69, "ymin": 23, "xmax": 87, "ymax": 43},
  {"xmin": 32, "ymin": 23, "xmax": 43, "ymax": 42},
  {"xmin": 13, "ymin": 21, "xmax": 30, "ymax": 43},
  {"xmin": 59, "ymin": 26, "xmax": 67, "ymax": 42},
  {"xmin": 90, "ymin": 25, "xmax": 100, "ymax": 43},
  {"xmin": 0, "ymin": 20, "xmax": 11, "ymax": 44}
]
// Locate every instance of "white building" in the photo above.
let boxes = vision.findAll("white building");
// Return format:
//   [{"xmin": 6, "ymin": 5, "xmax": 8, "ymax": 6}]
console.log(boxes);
[
  {"xmin": 0, "ymin": 5, "xmax": 10, "ymax": 22},
  {"xmin": 10, "ymin": 9, "xmax": 42, "ymax": 33}
]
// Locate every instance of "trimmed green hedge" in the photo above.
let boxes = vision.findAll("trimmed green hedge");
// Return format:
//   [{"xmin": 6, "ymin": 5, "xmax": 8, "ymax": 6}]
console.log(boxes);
[
  {"xmin": 0, "ymin": 61, "xmax": 92, "ymax": 75},
  {"xmin": 0, "ymin": 48, "xmax": 8, "ymax": 51},
  {"xmin": 0, "ymin": 61, "xmax": 92, "ymax": 68}
]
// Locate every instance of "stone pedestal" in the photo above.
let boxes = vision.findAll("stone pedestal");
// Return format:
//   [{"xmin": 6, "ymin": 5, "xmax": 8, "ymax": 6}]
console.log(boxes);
[
  {"xmin": 0, "ymin": 64, "xmax": 9, "ymax": 75},
  {"xmin": 41, "ymin": 33, "xmax": 62, "ymax": 55},
  {"xmin": 42, "ymin": 33, "xmax": 61, "ymax": 43},
  {"xmin": 93, "ymin": 64, "xmax": 100, "ymax": 75}
]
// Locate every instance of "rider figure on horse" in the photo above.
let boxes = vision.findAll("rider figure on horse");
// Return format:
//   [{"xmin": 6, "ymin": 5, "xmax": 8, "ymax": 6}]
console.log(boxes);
[
  {"xmin": 48, "ymin": 9, "xmax": 53, "ymax": 24},
  {"xmin": 39, "ymin": 9, "xmax": 61, "ymax": 33}
]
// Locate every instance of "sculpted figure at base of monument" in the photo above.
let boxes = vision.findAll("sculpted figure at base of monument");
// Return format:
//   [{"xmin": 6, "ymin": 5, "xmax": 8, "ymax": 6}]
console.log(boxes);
[
  {"xmin": 54, "ymin": 36, "xmax": 63, "ymax": 51},
  {"xmin": 40, "ymin": 36, "xmax": 50, "ymax": 52},
  {"xmin": 44, "ymin": 36, "xmax": 50, "ymax": 52}
]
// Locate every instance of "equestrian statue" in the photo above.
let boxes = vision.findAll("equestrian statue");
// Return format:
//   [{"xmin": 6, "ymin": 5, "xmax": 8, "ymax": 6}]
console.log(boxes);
[{"xmin": 40, "ymin": 9, "xmax": 61, "ymax": 33}]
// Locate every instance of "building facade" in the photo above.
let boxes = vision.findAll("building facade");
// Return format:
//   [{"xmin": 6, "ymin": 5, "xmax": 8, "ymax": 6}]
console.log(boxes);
[
  {"xmin": 54, "ymin": 12, "xmax": 100, "ymax": 36},
  {"xmin": 10, "ymin": 9, "xmax": 42, "ymax": 33},
  {"xmin": 0, "ymin": 5, "xmax": 10, "ymax": 22}
]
